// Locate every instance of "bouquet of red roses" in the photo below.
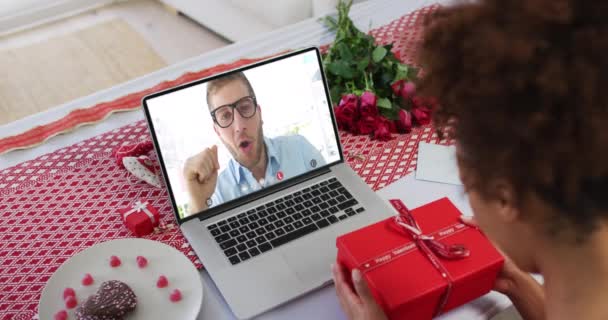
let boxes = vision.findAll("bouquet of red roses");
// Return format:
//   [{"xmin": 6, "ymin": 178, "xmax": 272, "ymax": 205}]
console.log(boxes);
[
  {"xmin": 323, "ymin": 0, "xmax": 435, "ymax": 140},
  {"xmin": 334, "ymin": 89, "xmax": 435, "ymax": 141}
]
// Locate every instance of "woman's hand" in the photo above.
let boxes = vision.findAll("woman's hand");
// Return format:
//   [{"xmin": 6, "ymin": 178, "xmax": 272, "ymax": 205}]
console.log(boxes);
[
  {"xmin": 461, "ymin": 216, "xmax": 546, "ymax": 320},
  {"xmin": 493, "ymin": 255, "xmax": 530, "ymax": 296},
  {"xmin": 331, "ymin": 263, "xmax": 388, "ymax": 320}
]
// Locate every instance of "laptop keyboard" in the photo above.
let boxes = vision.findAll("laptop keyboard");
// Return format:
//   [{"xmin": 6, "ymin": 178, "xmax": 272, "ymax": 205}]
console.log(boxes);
[{"xmin": 206, "ymin": 177, "xmax": 366, "ymax": 265}]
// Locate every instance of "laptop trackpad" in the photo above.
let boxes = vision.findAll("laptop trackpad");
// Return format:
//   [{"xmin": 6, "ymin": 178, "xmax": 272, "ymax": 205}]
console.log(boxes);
[{"xmin": 281, "ymin": 235, "xmax": 337, "ymax": 286}]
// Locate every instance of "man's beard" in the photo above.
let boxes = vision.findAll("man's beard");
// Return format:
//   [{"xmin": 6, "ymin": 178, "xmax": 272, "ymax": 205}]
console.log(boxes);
[{"xmin": 224, "ymin": 126, "xmax": 265, "ymax": 171}]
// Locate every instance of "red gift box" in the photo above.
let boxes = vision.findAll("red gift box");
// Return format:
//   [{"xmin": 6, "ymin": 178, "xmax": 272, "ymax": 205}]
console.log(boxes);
[
  {"xmin": 336, "ymin": 197, "xmax": 504, "ymax": 320},
  {"xmin": 119, "ymin": 200, "xmax": 160, "ymax": 237}
]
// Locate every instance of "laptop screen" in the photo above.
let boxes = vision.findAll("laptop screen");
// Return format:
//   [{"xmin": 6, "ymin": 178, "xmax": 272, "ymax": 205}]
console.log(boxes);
[{"xmin": 144, "ymin": 49, "xmax": 342, "ymax": 221}]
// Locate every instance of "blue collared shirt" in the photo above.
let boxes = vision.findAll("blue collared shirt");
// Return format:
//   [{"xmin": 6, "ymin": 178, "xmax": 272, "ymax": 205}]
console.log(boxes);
[{"xmin": 210, "ymin": 135, "xmax": 326, "ymax": 207}]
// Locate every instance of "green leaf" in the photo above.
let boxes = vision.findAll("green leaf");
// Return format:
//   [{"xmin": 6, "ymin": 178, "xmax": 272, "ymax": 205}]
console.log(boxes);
[
  {"xmin": 327, "ymin": 61, "xmax": 341, "ymax": 75},
  {"xmin": 379, "ymin": 107, "xmax": 399, "ymax": 120},
  {"xmin": 377, "ymin": 97, "xmax": 392, "ymax": 110},
  {"xmin": 321, "ymin": 16, "xmax": 338, "ymax": 31},
  {"xmin": 345, "ymin": 81, "xmax": 356, "ymax": 92},
  {"xmin": 330, "ymin": 86, "xmax": 342, "ymax": 105},
  {"xmin": 372, "ymin": 46, "xmax": 388, "ymax": 63},
  {"xmin": 356, "ymin": 57, "xmax": 369, "ymax": 71},
  {"xmin": 380, "ymin": 71, "xmax": 394, "ymax": 87},
  {"xmin": 337, "ymin": 43, "xmax": 353, "ymax": 62},
  {"xmin": 327, "ymin": 61, "xmax": 354, "ymax": 79},
  {"xmin": 394, "ymin": 63, "xmax": 409, "ymax": 81}
]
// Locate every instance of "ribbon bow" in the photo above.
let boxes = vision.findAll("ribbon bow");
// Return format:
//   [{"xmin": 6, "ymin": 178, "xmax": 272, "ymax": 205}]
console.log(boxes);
[
  {"xmin": 132, "ymin": 200, "xmax": 148, "ymax": 212},
  {"xmin": 123, "ymin": 200, "xmax": 156, "ymax": 224},
  {"xmin": 389, "ymin": 199, "xmax": 470, "ymax": 317},
  {"xmin": 394, "ymin": 209, "xmax": 470, "ymax": 260}
]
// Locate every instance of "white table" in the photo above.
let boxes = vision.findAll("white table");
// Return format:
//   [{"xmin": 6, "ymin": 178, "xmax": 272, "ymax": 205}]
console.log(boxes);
[
  {"xmin": 0, "ymin": 0, "xmax": 513, "ymax": 319},
  {"xmin": 195, "ymin": 174, "xmax": 512, "ymax": 320}
]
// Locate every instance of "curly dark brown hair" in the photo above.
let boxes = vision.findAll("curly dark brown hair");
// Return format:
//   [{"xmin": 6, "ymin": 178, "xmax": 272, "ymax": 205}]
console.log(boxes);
[{"xmin": 419, "ymin": 0, "xmax": 608, "ymax": 240}]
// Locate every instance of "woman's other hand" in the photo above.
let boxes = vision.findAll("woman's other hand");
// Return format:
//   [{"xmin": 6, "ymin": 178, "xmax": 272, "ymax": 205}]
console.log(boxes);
[
  {"xmin": 332, "ymin": 263, "xmax": 388, "ymax": 320},
  {"xmin": 462, "ymin": 216, "xmax": 546, "ymax": 320}
]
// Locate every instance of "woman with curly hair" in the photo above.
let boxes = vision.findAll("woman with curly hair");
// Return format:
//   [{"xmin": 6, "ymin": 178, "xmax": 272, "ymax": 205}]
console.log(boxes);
[{"xmin": 332, "ymin": 0, "xmax": 608, "ymax": 319}]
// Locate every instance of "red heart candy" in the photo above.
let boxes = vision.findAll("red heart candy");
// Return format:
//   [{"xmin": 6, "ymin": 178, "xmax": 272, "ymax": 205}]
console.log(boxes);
[
  {"xmin": 63, "ymin": 287, "xmax": 75, "ymax": 300},
  {"xmin": 156, "ymin": 275, "xmax": 168, "ymax": 288},
  {"xmin": 65, "ymin": 295, "xmax": 77, "ymax": 309},
  {"xmin": 82, "ymin": 273, "xmax": 94, "ymax": 286},
  {"xmin": 54, "ymin": 310, "xmax": 68, "ymax": 320},
  {"xmin": 110, "ymin": 255, "xmax": 121, "ymax": 268},
  {"xmin": 136, "ymin": 256, "xmax": 148, "ymax": 268},
  {"xmin": 169, "ymin": 289, "xmax": 182, "ymax": 302}
]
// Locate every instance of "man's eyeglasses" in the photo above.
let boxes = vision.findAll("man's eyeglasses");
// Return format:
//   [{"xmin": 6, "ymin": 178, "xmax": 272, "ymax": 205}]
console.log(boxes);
[{"xmin": 210, "ymin": 96, "xmax": 257, "ymax": 128}]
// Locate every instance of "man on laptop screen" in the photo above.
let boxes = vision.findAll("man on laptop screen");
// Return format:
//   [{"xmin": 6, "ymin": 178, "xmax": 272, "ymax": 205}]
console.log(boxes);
[
  {"xmin": 146, "ymin": 50, "xmax": 340, "ymax": 219},
  {"xmin": 183, "ymin": 71, "xmax": 326, "ymax": 214}
]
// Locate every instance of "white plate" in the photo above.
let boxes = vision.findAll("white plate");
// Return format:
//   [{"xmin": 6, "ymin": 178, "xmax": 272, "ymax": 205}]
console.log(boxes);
[{"xmin": 39, "ymin": 238, "xmax": 203, "ymax": 319}]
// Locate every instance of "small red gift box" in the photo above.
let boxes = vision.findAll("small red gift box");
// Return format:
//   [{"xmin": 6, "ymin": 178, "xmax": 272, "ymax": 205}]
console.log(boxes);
[
  {"xmin": 336, "ymin": 197, "xmax": 504, "ymax": 320},
  {"xmin": 119, "ymin": 200, "xmax": 160, "ymax": 237}
]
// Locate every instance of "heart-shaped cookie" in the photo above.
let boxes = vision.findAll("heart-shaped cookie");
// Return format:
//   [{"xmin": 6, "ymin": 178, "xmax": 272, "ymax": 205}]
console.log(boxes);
[{"xmin": 76, "ymin": 280, "xmax": 137, "ymax": 319}]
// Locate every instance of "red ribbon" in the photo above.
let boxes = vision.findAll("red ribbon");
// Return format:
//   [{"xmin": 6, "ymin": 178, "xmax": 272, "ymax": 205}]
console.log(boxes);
[{"xmin": 372, "ymin": 199, "xmax": 471, "ymax": 317}]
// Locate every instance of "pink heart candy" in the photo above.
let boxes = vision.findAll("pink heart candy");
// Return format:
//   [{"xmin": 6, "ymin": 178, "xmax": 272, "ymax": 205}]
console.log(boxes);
[
  {"xmin": 156, "ymin": 275, "xmax": 168, "ymax": 288},
  {"xmin": 110, "ymin": 255, "xmax": 121, "ymax": 268},
  {"xmin": 82, "ymin": 273, "xmax": 94, "ymax": 286},
  {"xmin": 136, "ymin": 256, "xmax": 148, "ymax": 268},
  {"xmin": 65, "ymin": 295, "xmax": 77, "ymax": 309},
  {"xmin": 54, "ymin": 310, "xmax": 68, "ymax": 320},
  {"xmin": 169, "ymin": 289, "xmax": 182, "ymax": 302},
  {"xmin": 62, "ymin": 287, "xmax": 75, "ymax": 300}
]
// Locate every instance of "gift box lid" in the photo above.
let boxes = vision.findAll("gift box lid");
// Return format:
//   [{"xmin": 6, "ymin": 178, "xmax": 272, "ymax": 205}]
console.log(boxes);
[{"xmin": 336, "ymin": 197, "xmax": 504, "ymax": 311}]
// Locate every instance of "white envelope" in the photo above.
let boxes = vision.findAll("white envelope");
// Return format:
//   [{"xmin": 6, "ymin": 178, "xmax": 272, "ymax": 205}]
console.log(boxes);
[{"xmin": 416, "ymin": 142, "xmax": 462, "ymax": 185}]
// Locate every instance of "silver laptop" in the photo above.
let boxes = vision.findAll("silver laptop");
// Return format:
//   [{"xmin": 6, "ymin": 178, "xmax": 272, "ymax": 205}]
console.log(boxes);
[{"xmin": 143, "ymin": 47, "xmax": 393, "ymax": 319}]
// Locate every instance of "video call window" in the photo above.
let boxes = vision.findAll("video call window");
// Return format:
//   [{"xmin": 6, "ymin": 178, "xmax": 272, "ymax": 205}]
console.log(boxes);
[{"xmin": 147, "ymin": 51, "xmax": 341, "ymax": 219}]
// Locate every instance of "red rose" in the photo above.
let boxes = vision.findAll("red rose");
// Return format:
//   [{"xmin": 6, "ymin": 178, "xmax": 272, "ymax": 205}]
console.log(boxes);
[
  {"xmin": 411, "ymin": 106, "xmax": 432, "ymax": 125},
  {"xmin": 335, "ymin": 94, "xmax": 360, "ymax": 132},
  {"xmin": 400, "ymin": 81, "xmax": 416, "ymax": 100},
  {"xmin": 340, "ymin": 93, "xmax": 358, "ymax": 107},
  {"xmin": 360, "ymin": 91, "xmax": 378, "ymax": 117},
  {"xmin": 393, "ymin": 50, "xmax": 402, "ymax": 62},
  {"xmin": 412, "ymin": 96, "xmax": 424, "ymax": 108},
  {"xmin": 373, "ymin": 120, "xmax": 392, "ymax": 141},
  {"xmin": 334, "ymin": 106, "xmax": 346, "ymax": 130},
  {"xmin": 356, "ymin": 115, "xmax": 377, "ymax": 135},
  {"xmin": 412, "ymin": 96, "xmax": 437, "ymax": 111},
  {"xmin": 391, "ymin": 80, "xmax": 405, "ymax": 96},
  {"xmin": 395, "ymin": 109, "xmax": 412, "ymax": 133},
  {"xmin": 411, "ymin": 96, "xmax": 434, "ymax": 125},
  {"xmin": 376, "ymin": 116, "xmax": 397, "ymax": 133},
  {"xmin": 335, "ymin": 105, "xmax": 357, "ymax": 132}
]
